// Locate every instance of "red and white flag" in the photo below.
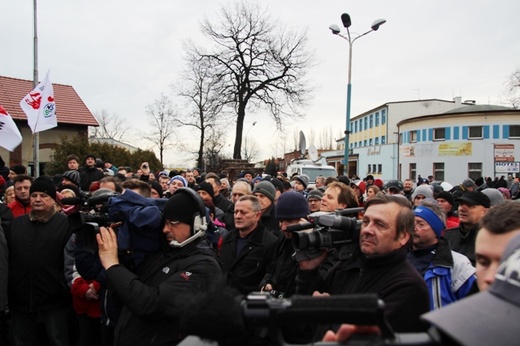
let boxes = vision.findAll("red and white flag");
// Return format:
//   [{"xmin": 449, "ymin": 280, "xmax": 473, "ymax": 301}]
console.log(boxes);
[
  {"xmin": 0, "ymin": 105, "xmax": 23, "ymax": 151},
  {"xmin": 19, "ymin": 70, "xmax": 57, "ymax": 133}
]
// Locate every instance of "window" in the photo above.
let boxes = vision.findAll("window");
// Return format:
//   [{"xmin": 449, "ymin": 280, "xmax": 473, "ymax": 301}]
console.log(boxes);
[
  {"xmin": 369, "ymin": 114, "xmax": 373, "ymax": 128},
  {"xmin": 469, "ymin": 126, "xmax": 483, "ymax": 139},
  {"xmin": 410, "ymin": 163, "xmax": 417, "ymax": 181},
  {"xmin": 367, "ymin": 164, "xmax": 371, "ymax": 173},
  {"xmin": 372, "ymin": 164, "xmax": 377, "ymax": 173},
  {"xmin": 375, "ymin": 137, "xmax": 379, "ymax": 145},
  {"xmin": 377, "ymin": 164, "xmax": 382, "ymax": 174},
  {"xmin": 382, "ymin": 136, "xmax": 386, "ymax": 144},
  {"xmin": 433, "ymin": 162, "xmax": 445, "ymax": 181},
  {"xmin": 382, "ymin": 109, "xmax": 386, "ymax": 124},
  {"xmin": 510, "ymin": 125, "xmax": 520, "ymax": 138},
  {"xmin": 369, "ymin": 138, "xmax": 373, "ymax": 146},
  {"xmin": 364, "ymin": 140, "xmax": 367, "ymax": 146},
  {"xmin": 354, "ymin": 120, "xmax": 358, "ymax": 133},
  {"xmin": 434, "ymin": 128, "xmax": 445, "ymax": 141},
  {"xmin": 399, "ymin": 133, "xmax": 403, "ymax": 145},
  {"xmin": 410, "ymin": 130, "xmax": 418, "ymax": 143},
  {"xmin": 364, "ymin": 117, "xmax": 368, "ymax": 130},
  {"xmin": 468, "ymin": 162, "xmax": 482, "ymax": 181},
  {"xmin": 375, "ymin": 112, "xmax": 380, "ymax": 126}
]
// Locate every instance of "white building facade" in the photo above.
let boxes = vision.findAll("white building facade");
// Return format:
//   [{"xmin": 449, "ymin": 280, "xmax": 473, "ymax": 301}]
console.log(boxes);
[
  {"xmin": 398, "ymin": 105, "xmax": 520, "ymax": 185},
  {"xmin": 328, "ymin": 97, "xmax": 475, "ymax": 180}
]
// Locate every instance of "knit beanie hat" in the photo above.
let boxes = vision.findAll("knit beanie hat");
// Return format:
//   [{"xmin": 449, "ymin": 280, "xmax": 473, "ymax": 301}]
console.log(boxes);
[
  {"xmin": 149, "ymin": 181, "xmax": 163, "ymax": 196},
  {"xmin": 63, "ymin": 170, "xmax": 81, "ymax": 187},
  {"xmin": 276, "ymin": 191, "xmax": 309, "ymax": 220},
  {"xmin": 253, "ymin": 181, "xmax": 276, "ymax": 204},
  {"xmin": 412, "ymin": 185, "xmax": 434, "ymax": 201},
  {"xmin": 482, "ymin": 188, "xmax": 505, "ymax": 207},
  {"xmin": 462, "ymin": 178, "xmax": 476, "ymax": 189},
  {"xmin": 163, "ymin": 189, "xmax": 200, "ymax": 226},
  {"xmin": 10, "ymin": 165, "xmax": 26, "ymax": 175},
  {"xmin": 30, "ymin": 176, "xmax": 57, "ymax": 200},
  {"xmin": 195, "ymin": 182, "xmax": 214, "ymax": 199},
  {"xmin": 295, "ymin": 174, "xmax": 310, "ymax": 188},
  {"xmin": 307, "ymin": 189, "xmax": 323, "ymax": 201},
  {"xmin": 169, "ymin": 175, "xmax": 187, "ymax": 187},
  {"xmin": 414, "ymin": 205, "xmax": 445, "ymax": 238},
  {"xmin": 436, "ymin": 191, "xmax": 454, "ymax": 206},
  {"xmin": 269, "ymin": 178, "xmax": 284, "ymax": 194}
]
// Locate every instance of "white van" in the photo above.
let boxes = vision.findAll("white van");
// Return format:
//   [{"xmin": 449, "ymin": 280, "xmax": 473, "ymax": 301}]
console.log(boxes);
[{"xmin": 286, "ymin": 159, "xmax": 337, "ymax": 187}]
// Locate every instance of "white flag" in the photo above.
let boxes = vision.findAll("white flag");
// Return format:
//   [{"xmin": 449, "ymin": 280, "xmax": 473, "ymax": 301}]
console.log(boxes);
[
  {"xmin": 0, "ymin": 105, "xmax": 23, "ymax": 151},
  {"xmin": 19, "ymin": 70, "xmax": 57, "ymax": 133}
]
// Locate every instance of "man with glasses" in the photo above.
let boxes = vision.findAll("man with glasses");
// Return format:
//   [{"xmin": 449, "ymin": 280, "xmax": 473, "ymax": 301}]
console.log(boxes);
[{"xmin": 96, "ymin": 188, "xmax": 221, "ymax": 345}]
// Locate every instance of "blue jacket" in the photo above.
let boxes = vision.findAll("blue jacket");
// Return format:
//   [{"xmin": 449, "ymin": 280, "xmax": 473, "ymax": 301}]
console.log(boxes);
[{"xmin": 409, "ymin": 238, "xmax": 476, "ymax": 310}]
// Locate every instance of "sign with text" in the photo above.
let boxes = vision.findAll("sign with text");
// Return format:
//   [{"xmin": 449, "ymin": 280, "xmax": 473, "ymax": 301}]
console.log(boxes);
[
  {"xmin": 438, "ymin": 142, "xmax": 472, "ymax": 156},
  {"xmin": 494, "ymin": 144, "xmax": 515, "ymax": 162},
  {"xmin": 495, "ymin": 161, "xmax": 520, "ymax": 173}
]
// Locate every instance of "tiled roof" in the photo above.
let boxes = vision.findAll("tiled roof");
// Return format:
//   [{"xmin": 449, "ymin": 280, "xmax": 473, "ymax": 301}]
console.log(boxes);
[{"xmin": 0, "ymin": 75, "xmax": 98, "ymax": 126}]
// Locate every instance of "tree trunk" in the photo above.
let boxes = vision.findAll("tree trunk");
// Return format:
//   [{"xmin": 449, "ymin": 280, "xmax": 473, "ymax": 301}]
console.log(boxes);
[
  {"xmin": 233, "ymin": 107, "xmax": 246, "ymax": 159},
  {"xmin": 197, "ymin": 126, "xmax": 205, "ymax": 169}
]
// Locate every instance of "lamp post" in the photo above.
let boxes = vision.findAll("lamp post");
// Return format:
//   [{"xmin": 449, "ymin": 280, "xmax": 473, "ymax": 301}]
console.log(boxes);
[
  {"xmin": 329, "ymin": 14, "xmax": 386, "ymax": 178},
  {"xmin": 244, "ymin": 121, "xmax": 257, "ymax": 162}
]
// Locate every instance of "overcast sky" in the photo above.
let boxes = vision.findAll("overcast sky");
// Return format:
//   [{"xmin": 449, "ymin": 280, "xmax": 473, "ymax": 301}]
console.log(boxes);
[{"xmin": 2, "ymin": 0, "xmax": 519, "ymax": 167}]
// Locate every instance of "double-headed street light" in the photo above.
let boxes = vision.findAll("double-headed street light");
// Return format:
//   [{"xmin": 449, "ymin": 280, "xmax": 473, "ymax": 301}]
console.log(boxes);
[{"xmin": 329, "ymin": 14, "xmax": 386, "ymax": 178}]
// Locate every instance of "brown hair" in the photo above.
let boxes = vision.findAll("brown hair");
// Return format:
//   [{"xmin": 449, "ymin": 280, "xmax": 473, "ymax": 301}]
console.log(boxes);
[
  {"xmin": 364, "ymin": 194, "xmax": 414, "ymax": 238},
  {"xmin": 480, "ymin": 201, "xmax": 520, "ymax": 234}
]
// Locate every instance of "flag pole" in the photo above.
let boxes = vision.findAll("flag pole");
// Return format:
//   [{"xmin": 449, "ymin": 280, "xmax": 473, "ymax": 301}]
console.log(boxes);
[{"xmin": 33, "ymin": 0, "xmax": 40, "ymax": 177}]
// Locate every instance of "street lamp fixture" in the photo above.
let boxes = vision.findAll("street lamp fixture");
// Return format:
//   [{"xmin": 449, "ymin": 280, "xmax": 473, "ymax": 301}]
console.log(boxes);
[{"xmin": 330, "ymin": 14, "xmax": 386, "ymax": 178}]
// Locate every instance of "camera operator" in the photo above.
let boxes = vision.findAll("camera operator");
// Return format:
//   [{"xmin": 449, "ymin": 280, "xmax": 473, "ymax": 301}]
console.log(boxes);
[
  {"xmin": 73, "ymin": 179, "xmax": 164, "ymax": 345},
  {"xmin": 323, "ymin": 232, "xmax": 520, "ymax": 345},
  {"xmin": 96, "ymin": 188, "xmax": 222, "ymax": 346},
  {"xmin": 295, "ymin": 194, "xmax": 429, "ymax": 340}
]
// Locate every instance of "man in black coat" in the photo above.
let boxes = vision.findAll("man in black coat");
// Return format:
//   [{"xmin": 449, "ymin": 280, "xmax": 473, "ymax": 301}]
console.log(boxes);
[
  {"xmin": 220, "ymin": 195, "xmax": 278, "ymax": 295},
  {"xmin": 296, "ymin": 194, "xmax": 430, "ymax": 338},
  {"xmin": 79, "ymin": 154, "xmax": 104, "ymax": 191},
  {"xmin": 96, "ymin": 188, "xmax": 222, "ymax": 346},
  {"xmin": 6, "ymin": 177, "xmax": 72, "ymax": 346}
]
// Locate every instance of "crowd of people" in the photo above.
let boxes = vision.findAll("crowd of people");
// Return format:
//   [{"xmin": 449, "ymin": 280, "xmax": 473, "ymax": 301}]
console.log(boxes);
[{"xmin": 0, "ymin": 154, "xmax": 520, "ymax": 345}]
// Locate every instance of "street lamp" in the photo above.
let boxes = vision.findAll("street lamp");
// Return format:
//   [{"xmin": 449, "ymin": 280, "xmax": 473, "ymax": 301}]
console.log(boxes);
[
  {"xmin": 244, "ymin": 121, "xmax": 257, "ymax": 161},
  {"xmin": 329, "ymin": 14, "xmax": 386, "ymax": 178}
]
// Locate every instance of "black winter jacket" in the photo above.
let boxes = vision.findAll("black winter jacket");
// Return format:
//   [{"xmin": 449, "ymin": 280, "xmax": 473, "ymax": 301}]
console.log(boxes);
[
  {"xmin": 6, "ymin": 212, "xmax": 72, "ymax": 313},
  {"xmin": 220, "ymin": 224, "xmax": 278, "ymax": 295},
  {"xmin": 108, "ymin": 240, "xmax": 222, "ymax": 346},
  {"xmin": 296, "ymin": 245, "xmax": 430, "ymax": 335}
]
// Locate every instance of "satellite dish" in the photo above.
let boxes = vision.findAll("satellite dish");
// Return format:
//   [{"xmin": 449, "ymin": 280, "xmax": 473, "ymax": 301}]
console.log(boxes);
[
  {"xmin": 299, "ymin": 131, "xmax": 307, "ymax": 157},
  {"xmin": 308, "ymin": 144, "xmax": 318, "ymax": 162}
]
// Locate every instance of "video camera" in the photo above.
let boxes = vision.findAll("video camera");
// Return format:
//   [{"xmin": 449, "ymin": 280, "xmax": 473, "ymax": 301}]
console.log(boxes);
[
  {"xmin": 289, "ymin": 208, "xmax": 362, "ymax": 261},
  {"xmin": 63, "ymin": 189, "xmax": 120, "ymax": 236},
  {"xmin": 238, "ymin": 292, "xmax": 437, "ymax": 346}
]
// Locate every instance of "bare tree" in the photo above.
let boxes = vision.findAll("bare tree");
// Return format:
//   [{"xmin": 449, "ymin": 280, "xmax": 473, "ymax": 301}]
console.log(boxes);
[
  {"xmin": 177, "ymin": 50, "xmax": 225, "ymax": 168},
  {"xmin": 318, "ymin": 126, "xmax": 335, "ymax": 150},
  {"xmin": 204, "ymin": 127, "xmax": 228, "ymax": 172},
  {"xmin": 194, "ymin": 1, "xmax": 314, "ymax": 159},
  {"xmin": 503, "ymin": 67, "xmax": 520, "ymax": 109},
  {"xmin": 292, "ymin": 128, "xmax": 300, "ymax": 151},
  {"xmin": 89, "ymin": 109, "xmax": 130, "ymax": 141},
  {"xmin": 144, "ymin": 94, "xmax": 178, "ymax": 165},
  {"xmin": 242, "ymin": 136, "xmax": 259, "ymax": 162}
]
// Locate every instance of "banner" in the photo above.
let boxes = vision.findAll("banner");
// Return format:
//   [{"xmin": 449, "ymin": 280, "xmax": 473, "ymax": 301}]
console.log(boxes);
[
  {"xmin": 19, "ymin": 70, "xmax": 57, "ymax": 133},
  {"xmin": 0, "ymin": 105, "xmax": 23, "ymax": 151}
]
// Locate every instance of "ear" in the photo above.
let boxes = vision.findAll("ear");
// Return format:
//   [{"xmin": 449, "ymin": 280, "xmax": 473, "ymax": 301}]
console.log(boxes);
[{"xmin": 398, "ymin": 231, "xmax": 411, "ymax": 247}]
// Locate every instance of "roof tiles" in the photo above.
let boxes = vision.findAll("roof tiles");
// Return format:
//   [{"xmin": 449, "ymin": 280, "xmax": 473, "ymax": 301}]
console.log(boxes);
[{"xmin": 0, "ymin": 75, "xmax": 98, "ymax": 126}]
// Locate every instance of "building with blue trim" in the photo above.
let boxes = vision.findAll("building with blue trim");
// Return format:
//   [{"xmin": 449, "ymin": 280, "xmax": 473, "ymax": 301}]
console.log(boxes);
[
  {"xmin": 324, "ymin": 97, "xmax": 520, "ymax": 184},
  {"xmin": 398, "ymin": 104, "xmax": 520, "ymax": 184}
]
